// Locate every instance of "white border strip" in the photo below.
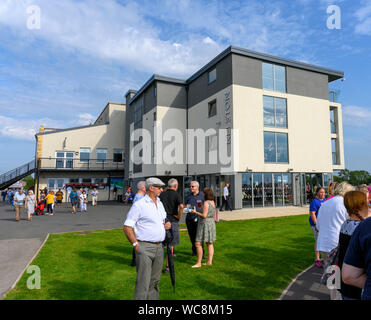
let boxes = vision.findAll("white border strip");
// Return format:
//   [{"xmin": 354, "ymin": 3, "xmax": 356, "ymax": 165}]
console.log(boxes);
[
  {"xmin": 2, "ymin": 233, "xmax": 50, "ymax": 299},
  {"xmin": 278, "ymin": 264, "xmax": 313, "ymax": 300}
]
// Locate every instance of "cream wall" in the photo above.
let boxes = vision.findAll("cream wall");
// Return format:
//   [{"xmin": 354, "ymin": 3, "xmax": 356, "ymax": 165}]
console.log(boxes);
[
  {"xmin": 233, "ymin": 84, "xmax": 344, "ymax": 173},
  {"xmin": 188, "ymin": 85, "xmax": 237, "ymax": 175},
  {"xmin": 129, "ymin": 106, "xmax": 187, "ymax": 179},
  {"xmin": 38, "ymin": 103, "xmax": 125, "ymax": 164}
]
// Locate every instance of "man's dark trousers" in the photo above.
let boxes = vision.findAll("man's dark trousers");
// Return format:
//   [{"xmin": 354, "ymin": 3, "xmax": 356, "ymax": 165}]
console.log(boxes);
[
  {"xmin": 186, "ymin": 218, "xmax": 204, "ymax": 255},
  {"xmin": 220, "ymin": 196, "xmax": 233, "ymax": 211}
]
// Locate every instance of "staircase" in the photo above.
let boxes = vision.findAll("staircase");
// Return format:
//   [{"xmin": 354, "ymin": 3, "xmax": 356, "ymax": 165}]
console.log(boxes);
[{"xmin": 0, "ymin": 160, "xmax": 36, "ymax": 189}]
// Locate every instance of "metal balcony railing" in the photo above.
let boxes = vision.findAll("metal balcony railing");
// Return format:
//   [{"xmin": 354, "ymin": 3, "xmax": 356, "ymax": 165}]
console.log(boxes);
[
  {"xmin": 329, "ymin": 90, "xmax": 340, "ymax": 102},
  {"xmin": 0, "ymin": 160, "xmax": 35, "ymax": 186},
  {"xmin": 37, "ymin": 158, "xmax": 124, "ymax": 171}
]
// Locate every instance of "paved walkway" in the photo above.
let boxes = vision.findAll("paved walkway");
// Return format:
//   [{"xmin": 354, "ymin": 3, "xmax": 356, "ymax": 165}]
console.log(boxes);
[{"xmin": 1, "ymin": 200, "xmax": 324, "ymax": 300}]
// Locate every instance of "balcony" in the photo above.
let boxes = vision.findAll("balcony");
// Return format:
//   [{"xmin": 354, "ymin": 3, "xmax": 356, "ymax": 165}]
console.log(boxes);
[
  {"xmin": 37, "ymin": 158, "xmax": 124, "ymax": 171},
  {"xmin": 329, "ymin": 90, "xmax": 340, "ymax": 102}
]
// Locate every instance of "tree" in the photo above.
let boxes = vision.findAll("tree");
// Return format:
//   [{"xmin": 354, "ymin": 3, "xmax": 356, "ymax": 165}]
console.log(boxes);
[
  {"xmin": 333, "ymin": 169, "xmax": 370, "ymax": 185},
  {"xmin": 22, "ymin": 175, "xmax": 35, "ymax": 190}
]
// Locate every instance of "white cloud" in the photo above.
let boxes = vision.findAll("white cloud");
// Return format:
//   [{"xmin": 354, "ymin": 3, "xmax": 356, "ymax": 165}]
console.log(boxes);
[
  {"xmin": 342, "ymin": 105, "xmax": 371, "ymax": 127},
  {"xmin": 0, "ymin": 113, "xmax": 98, "ymax": 141},
  {"xmin": 71, "ymin": 113, "xmax": 96, "ymax": 126},
  {"xmin": 0, "ymin": 115, "xmax": 63, "ymax": 140},
  {"xmin": 0, "ymin": 0, "xmax": 322, "ymax": 79},
  {"xmin": 354, "ymin": 1, "xmax": 371, "ymax": 35}
]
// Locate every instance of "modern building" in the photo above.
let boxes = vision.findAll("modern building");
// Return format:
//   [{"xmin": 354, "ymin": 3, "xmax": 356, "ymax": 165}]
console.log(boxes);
[
  {"xmin": 34, "ymin": 102, "xmax": 126, "ymax": 202},
  {"xmin": 124, "ymin": 45, "xmax": 345, "ymax": 209}
]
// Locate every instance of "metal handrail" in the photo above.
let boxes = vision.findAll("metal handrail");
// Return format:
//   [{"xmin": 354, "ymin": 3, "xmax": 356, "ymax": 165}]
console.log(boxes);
[
  {"xmin": 37, "ymin": 157, "xmax": 124, "ymax": 170},
  {"xmin": 0, "ymin": 160, "xmax": 35, "ymax": 185}
]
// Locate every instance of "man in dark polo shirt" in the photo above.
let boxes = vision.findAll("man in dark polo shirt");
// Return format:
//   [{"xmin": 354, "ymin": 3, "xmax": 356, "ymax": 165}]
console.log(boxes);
[
  {"xmin": 160, "ymin": 178, "xmax": 184, "ymax": 273},
  {"xmin": 185, "ymin": 181, "xmax": 205, "ymax": 257}
]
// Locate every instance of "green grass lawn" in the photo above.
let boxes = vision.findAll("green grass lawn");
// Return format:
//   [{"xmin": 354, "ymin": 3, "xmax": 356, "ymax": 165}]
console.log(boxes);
[{"xmin": 5, "ymin": 215, "xmax": 314, "ymax": 300}]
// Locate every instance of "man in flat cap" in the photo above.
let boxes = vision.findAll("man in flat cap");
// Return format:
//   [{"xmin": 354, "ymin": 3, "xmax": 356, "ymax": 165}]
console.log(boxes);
[{"xmin": 123, "ymin": 177, "xmax": 171, "ymax": 300}]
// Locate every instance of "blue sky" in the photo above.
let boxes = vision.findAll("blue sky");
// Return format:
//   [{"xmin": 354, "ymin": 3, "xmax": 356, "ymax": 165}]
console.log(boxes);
[{"xmin": 0, "ymin": 0, "xmax": 370, "ymax": 173}]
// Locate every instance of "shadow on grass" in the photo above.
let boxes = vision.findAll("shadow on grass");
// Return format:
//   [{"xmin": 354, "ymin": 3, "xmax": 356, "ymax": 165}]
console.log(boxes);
[
  {"xmin": 78, "ymin": 250, "xmax": 132, "ymax": 266},
  {"xmin": 47, "ymin": 280, "xmax": 118, "ymax": 300}
]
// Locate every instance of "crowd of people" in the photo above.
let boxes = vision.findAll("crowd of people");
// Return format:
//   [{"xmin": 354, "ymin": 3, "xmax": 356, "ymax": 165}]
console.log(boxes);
[
  {"xmin": 308, "ymin": 181, "xmax": 371, "ymax": 300},
  {"xmin": 1, "ymin": 186, "xmax": 100, "ymax": 221},
  {"xmin": 123, "ymin": 177, "xmax": 218, "ymax": 300}
]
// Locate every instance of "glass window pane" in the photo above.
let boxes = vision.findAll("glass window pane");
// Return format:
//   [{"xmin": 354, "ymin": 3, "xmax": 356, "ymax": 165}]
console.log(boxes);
[
  {"xmin": 283, "ymin": 173, "xmax": 293, "ymax": 205},
  {"xmin": 275, "ymin": 98, "xmax": 287, "ymax": 128},
  {"xmin": 97, "ymin": 149, "xmax": 107, "ymax": 162},
  {"xmin": 48, "ymin": 179, "xmax": 55, "ymax": 189},
  {"xmin": 264, "ymin": 132, "xmax": 276, "ymax": 162},
  {"xmin": 56, "ymin": 152, "xmax": 64, "ymax": 158},
  {"xmin": 56, "ymin": 159, "xmax": 64, "ymax": 168},
  {"xmin": 252, "ymin": 173, "xmax": 263, "ymax": 207},
  {"xmin": 274, "ymin": 65, "xmax": 286, "ymax": 92},
  {"xmin": 263, "ymin": 173, "xmax": 273, "ymax": 207},
  {"xmin": 262, "ymin": 63, "xmax": 274, "ymax": 90},
  {"xmin": 276, "ymin": 133, "xmax": 288, "ymax": 163},
  {"xmin": 57, "ymin": 179, "xmax": 64, "ymax": 188},
  {"xmin": 242, "ymin": 173, "xmax": 252, "ymax": 207},
  {"xmin": 66, "ymin": 152, "xmax": 74, "ymax": 158},
  {"xmin": 263, "ymin": 96, "xmax": 275, "ymax": 126},
  {"xmin": 274, "ymin": 173, "xmax": 283, "ymax": 206},
  {"xmin": 80, "ymin": 148, "xmax": 90, "ymax": 162},
  {"xmin": 208, "ymin": 68, "xmax": 216, "ymax": 83}
]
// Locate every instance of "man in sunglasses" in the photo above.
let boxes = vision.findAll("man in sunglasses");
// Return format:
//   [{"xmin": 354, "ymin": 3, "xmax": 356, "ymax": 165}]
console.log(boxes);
[
  {"xmin": 123, "ymin": 177, "xmax": 171, "ymax": 300},
  {"xmin": 185, "ymin": 181, "xmax": 205, "ymax": 257}
]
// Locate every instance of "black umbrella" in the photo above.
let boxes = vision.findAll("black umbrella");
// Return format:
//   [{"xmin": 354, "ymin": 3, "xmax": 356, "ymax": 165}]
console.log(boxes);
[{"xmin": 163, "ymin": 220, "xmax": 175, "ymax": 292}]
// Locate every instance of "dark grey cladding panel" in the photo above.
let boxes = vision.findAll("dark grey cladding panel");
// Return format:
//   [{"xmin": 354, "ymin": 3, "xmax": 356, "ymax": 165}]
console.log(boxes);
[
  {"xmin": 232, "ymin": 53, "xmax": 262, "ymax": 89},
  {"xmin": 144, "ymin": 83, "xmax": 157, "ymax": 114},
  {"xmin": 188, "ymin": 54, "xmax": 233, "ymax": 108},
  {"xmin": 157, "ymin": 82, "xmax": 187, "ymax": 109},
  {"xmin": 286, "ymin": 67, "xmax": 329, "ymax": 100}
]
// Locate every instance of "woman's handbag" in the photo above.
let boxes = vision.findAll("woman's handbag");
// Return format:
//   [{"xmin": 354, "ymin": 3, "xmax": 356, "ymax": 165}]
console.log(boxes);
[{"xmin": 214, "ymin": 208, "xmax": 220, "ymax": 222}]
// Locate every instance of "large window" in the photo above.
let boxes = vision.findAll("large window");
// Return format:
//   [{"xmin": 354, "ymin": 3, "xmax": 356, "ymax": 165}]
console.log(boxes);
[
  {"xmin": 330, "ymin": 107, "xmax": 337, "ymax": 134},
  {"xmin": 80, "ymin": 148, "xmax": 90, "ymax": 162},
  {"xmin": 262, "ymin": 62, "xmax": 286, "ymax": 92},
  {"xmin": 208, "ymin": 100, "xmax": 217, "ymax": 118},
  {"xmin": 113, "ymin": 149, "xmax": 123, "ymax": 162},
  {"xmin": 55, "ymin": 152, "xmax": 74, "ymax": 168},
  {"xmin": 332, "ymin": 138, "xmax": 339, "ymax": 165},
  {"xmin": 97, "ymin": 149, "xmax": 107, "ymax": 162},
  {"xmin": 264, "ymin": 132, "xmax": 288, "ymax": 163},
  {"xmin": 208, "ymin": 68, "xmax": 216, "ymax": 84},
  {"xmin": 263, "ymin": 96, "xmax": 287, "ymax": 128}
]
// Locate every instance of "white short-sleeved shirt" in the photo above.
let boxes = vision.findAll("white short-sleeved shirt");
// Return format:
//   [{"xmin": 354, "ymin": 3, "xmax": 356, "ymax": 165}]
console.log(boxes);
[
  {"xmin": 223, "ymin": 186, "xmax": 229, "ymax": 197},
  {"xmin": 317, "ymin": 195, "xmax": 349, "ymax": 252},
  {"xmin": 124, "ymin": 194, "xmax": 167, "ymax": 242}
]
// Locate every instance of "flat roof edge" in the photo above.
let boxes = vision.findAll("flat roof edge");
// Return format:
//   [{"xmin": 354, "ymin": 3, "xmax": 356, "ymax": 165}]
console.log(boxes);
[{"xmin": 35, "ymin": 123, "xmax": 109, "ymax": 136}]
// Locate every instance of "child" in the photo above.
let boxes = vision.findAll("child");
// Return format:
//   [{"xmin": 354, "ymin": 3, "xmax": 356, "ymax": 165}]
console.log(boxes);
[
  {"xmin": 45, "ymin": 191, "xmax": 55, "ymax": 216},
  {"xmin": 79, "ymin": 190, "xmax": 88, "ymax": 213}
]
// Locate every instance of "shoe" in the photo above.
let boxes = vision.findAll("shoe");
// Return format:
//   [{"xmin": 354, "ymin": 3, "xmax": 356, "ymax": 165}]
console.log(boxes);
[
  {"xmin": 314, "ymin": 260, "xmax": 323, "ymax": 268},
  {"xmin": 202, "ymin": 262, "xmax": 212, "ymax": 266},
  {"xmin": 172, "ymin": 254, "xmax": 176, "ymax": 257},
  {"xmin": 191, "ymin": 264, "xmax": 201, "ymax": 268},
  {"xmin": 163, "ymin": 267, "xmax": 170, "ymax": 273}
]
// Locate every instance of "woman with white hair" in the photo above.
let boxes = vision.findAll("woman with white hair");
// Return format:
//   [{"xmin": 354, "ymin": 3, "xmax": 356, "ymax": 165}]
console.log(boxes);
[
  {"xmin": 25, "ymin": 190, "xmax": 36, "ymax": 221},
  {"xmin": 317, "ymin": 181, "xmax": 354, "ymax": 299}
]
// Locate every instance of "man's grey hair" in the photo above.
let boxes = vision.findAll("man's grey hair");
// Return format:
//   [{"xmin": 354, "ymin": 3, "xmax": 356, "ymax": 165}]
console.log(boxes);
[
  {"xmin": 190, "ymin": 181, "xmax": 199, "ymax": 188},
  {"xmin": 168, "ymin": 178, "xmax": 178, "ymax": 188},
  {"xmin": 334, "ymin": 181, "xmax": 354, "ymax": 197},
  {"xmin": 137, "ymin": 181, "xmax": 146, "ymax": 191}
]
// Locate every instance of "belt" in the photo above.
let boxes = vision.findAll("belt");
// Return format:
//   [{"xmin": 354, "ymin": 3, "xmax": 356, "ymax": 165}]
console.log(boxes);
[{"xmin": 138, "ymin": 240, "xmax": 162, "ymax": 245}]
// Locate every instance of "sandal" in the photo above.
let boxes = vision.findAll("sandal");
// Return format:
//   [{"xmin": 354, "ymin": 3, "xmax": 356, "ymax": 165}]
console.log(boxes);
[{"xmin": 191, "ymin": 264, "xmax": 201, "ymax": 268}]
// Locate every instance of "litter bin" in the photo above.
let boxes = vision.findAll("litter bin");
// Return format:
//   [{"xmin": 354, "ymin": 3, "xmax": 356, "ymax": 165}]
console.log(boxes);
[{"xmin": 117, "ymin": 195, "xmax": 123, "ymax": 202}]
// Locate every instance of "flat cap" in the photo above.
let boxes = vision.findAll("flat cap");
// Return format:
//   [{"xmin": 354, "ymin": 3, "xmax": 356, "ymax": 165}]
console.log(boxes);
[{"xmin": 145, "ymin": 177, "xmax": 166, "ymax": 188}]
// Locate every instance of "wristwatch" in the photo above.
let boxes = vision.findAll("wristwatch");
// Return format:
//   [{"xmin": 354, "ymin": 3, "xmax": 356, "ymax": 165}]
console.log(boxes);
[{"xmin": 132, "ymin": 241, "xmax": 138, "ymax": 247}]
